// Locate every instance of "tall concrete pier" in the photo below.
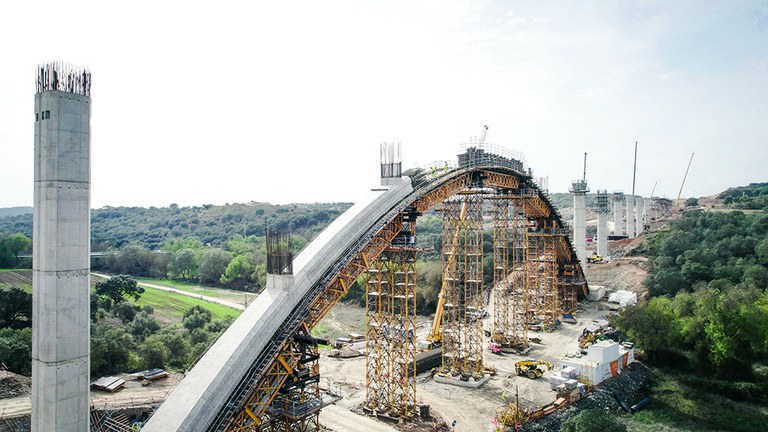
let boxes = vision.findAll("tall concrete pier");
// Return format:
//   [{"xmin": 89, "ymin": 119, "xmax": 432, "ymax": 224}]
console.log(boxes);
[
  {"xmin": 596, "ymin": 190, "xmax": 610, "ymax": 260},
  {"xmin": 636, "ymin": 197, "xmax": 645, "ymax": 235},
  {"xmin": 612, "ymin": 192, "xmax": 624, "ymax": 237},
  {"xmin": 570, "ymin": 179, "xmax": 589, "ymax": 267},
  {"xmin": 626, "ymin": 195, "xmax": 635, "ymax": 238},
  {"xmin": 32, "ymin": 62, "xmax": 92, "ymax": 431}
]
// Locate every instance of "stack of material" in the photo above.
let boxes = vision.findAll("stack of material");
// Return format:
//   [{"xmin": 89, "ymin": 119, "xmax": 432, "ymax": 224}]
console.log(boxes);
[
  {"xmin": 135, "ymin": 368, "xmax": 169, "ymax": 381},
  {"xmin": 607, "ymin": 290, "xmax": 637, "ymax": 306},
  {"xmin": 90, "ymin": 376, "xmax": 126, "ymax": 392}
]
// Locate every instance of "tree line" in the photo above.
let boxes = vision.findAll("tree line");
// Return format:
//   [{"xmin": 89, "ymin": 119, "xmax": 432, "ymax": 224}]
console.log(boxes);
[
  {"xmin": 614, "ymin": 205, "xmax": 768, "ymax": 383},
  {"xmin": 0, "ymin": 201, "xmax": 351, "ymax": 252},
  {"xmin": 0, "ymin": 275, "xmax": 235, "ymax": 378}
]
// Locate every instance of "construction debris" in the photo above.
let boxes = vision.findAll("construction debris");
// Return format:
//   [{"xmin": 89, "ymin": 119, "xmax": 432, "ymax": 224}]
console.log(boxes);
[
  {"xmin": 91, "ymin": 376, "xmax": 126, "ymax": 393},
  {"xmin": 0, "ymin": 370, "xmax": 31, "ymax": 399},
  {"xmin": 132, "ymin": 368, "xmax": 169, "ymax": 381}
]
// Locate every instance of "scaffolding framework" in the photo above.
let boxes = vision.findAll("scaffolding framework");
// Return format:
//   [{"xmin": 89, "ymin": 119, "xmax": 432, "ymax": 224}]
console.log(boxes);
[
  {"xmin": 492, "ymin": 198, "xmax": 511, "ymax": 345},
  {"xmin": 441, "ymin": 194, "xmax": 485, "ymax": 377},
  {"xmin": 526, "ymin": 221, "xmax": 560, "ymax": 329},
  {"xmin": 364, "ymin": 215, "xmax": 418, "ymax": 417}
]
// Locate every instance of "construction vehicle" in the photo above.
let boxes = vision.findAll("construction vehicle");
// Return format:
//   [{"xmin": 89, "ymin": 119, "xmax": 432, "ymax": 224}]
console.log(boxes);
[
  {"xmin": 586, "ymin": 252, "xmax": 603, "ymax": 264},
  {"xmin": 515, "ymin": 360, "xmax": 552, "ymax": 379},
  {"xmin": 489, "ymin": 341, "xmax": 503, "ymax": 355}
]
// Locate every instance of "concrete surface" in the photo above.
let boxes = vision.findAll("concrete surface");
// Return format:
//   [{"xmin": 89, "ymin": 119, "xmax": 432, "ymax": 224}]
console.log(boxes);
[
  {"xmin": 572, "ymin": 192, "xmax": 586, "ymax": 267},
  {"xmin": 597, "ymin": 211, "xmax": 609, "ymax": 259},
  {"xmin": 626, "ymin": 196, "xmax": 635, "ymax": 238},
  {"xmin": 613, "ymin": 194, "xmax": 624, "ymax": 236},
  {"xmin": 320, "ymin": 404, "xmax": 397, "ymax": 432},
  {"xmin": 32, "ymin": 89, "xmax": 91, "ymax": 431},
  {"xmin": 143, "ymin": 178, "xmax": 413, "ymax": 431}
]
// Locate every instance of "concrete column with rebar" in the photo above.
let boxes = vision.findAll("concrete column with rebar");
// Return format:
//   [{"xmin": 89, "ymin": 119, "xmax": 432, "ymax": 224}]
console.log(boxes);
[
  {"xmin": 596, "ymin": 190, "xmax": 610, "ymax": 260},
  {"xmin": 570, "ymin": 180, "xmax": 589, "ymax": 267},
  {"xmin": 32, "ymin": 63, "xmax": 92, "ymax": 432}
]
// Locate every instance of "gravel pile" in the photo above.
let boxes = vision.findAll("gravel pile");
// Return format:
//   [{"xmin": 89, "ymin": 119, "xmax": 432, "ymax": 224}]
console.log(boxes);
[
  {"xmin": 0, "ymin": 371, "xmax": 32, "ymax": 399},
  {"xmin": 523, "ymin": 362, "xmax": 652, "ymax": 432}
]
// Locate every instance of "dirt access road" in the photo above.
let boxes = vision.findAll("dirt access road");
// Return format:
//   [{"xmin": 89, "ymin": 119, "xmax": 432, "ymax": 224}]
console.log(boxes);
[{"xmin": 91, "ymin": 272, "xmax": 245, "ymax": 311}]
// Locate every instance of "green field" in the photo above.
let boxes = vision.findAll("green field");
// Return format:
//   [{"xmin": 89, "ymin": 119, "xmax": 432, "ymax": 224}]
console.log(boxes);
[
  {"xmin": 134, "ymin": 286, "xmax": 241, "ymax": 322},
  {"xmin": 135, "ymin": 277, "xmax": 257, "ymax": 305},
  {"xmin": 618, "ymin": 368, "xmax": 768, "ymax": 432}
]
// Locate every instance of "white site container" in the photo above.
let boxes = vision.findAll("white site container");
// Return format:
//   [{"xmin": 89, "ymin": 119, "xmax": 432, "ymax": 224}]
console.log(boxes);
[{"xmin": 588, "ymin": 340, "xmax": 620, "ymax": 364}]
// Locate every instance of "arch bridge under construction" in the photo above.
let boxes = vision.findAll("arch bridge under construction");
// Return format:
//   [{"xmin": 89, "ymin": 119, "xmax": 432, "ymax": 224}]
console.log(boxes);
[{"xmin": 140, "ymin": 141, "xmax": 587, "ymax": 432}]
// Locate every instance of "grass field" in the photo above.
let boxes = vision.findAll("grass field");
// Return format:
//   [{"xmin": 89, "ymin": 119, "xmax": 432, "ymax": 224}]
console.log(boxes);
[
  {"xmin": 618, "ymin": 368, "xmax": 768, "ymax": 432},
  {"xmin": 134, "ymin": 286, "xmax": 241, "ymax": 322},
  {"xmin": 135, "ymin": 277, "xmax": 257, "ymax": 305}
]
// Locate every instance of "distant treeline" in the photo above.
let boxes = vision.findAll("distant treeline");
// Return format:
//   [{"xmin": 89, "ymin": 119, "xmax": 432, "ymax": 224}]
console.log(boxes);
[
  {"xmin": 718, "ymin": 182, "xmax": 768, "ymax": 210},
  {"xmin": 0, "ymin": 202, "xmax": 352, "ymax": 251}
]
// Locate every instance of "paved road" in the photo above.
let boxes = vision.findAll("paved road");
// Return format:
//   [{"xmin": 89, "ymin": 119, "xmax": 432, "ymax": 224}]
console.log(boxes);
[
  {"xmin": 320, "ymin": 404, "xmax": 397, "ymax": 432},
  {"xmin": 91, "ymin": 272, "xmax": 246, "ymax": 311}
]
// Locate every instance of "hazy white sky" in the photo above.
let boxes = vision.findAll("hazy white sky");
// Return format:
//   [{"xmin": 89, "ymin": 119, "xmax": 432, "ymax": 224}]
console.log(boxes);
[{"xmin": 1, "ymin": 0, "xmax": 767, "ymax": 208}]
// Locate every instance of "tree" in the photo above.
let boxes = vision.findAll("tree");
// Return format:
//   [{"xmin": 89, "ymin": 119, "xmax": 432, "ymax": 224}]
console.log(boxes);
[
  {"xmin": 221, "ymin": 254, "xmax": 255, "ymax": 285},
  {"xmin": 4, "ymin": 233, "xmax": 31, "ymax": 263},
  {"xmin": 91, "ymin": 322, "xmax": 134, "ymax": 376},
  {"xmin": 127, "ymin": 311, "xmax": 161, "ymax": 342},
  {"xmin": 0, "ymin": 287, "xmax": 32, "ymax": 329},
  {"xmin": 183, "ymin": 305, "xmax": 213, "ymax": 331},
  {"xmin": 139, "ymin": 334, "xmax": 170, "ymax": 369},
  {"xmin": 0, "ymin": 327, "xmax": 32, "ymax": 375},
  {"xmin": 685, "ymin": 197, "xmax": 699, "ymax": 207},
  {"xmin": 561, "ymin": 409, "xmax": 627, "ymax": 432},
  {"xmin": 169, "ymin": 248, "xmax": 197, "ymax": 279},
  {"xmin": 161, "ymin": 329, "xmax": 192, "ymax": 370},
  {"xmin": 198, "ymin": 248, "xmax": 232, "ymax": 284},
  {"xmin": 95, "ymin": 274, "xmax": 144, "ymax": 304}
]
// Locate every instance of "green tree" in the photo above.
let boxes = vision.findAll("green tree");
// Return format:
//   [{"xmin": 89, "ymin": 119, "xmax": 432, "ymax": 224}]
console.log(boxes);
[
  {"xmin": 4, "ymin": 233, "xmax": 31, "ymax": 263},
  {"xmin": 0, "ymin": 287, "xmax": 32, "ymax": 329},
  {"xmin": 139, "ymin": 334, "xmax": 170, "ymax": 369},
  {"xmin": 169, "ymin": 248, "xmax": 197, "ymax": 279},
  {"xmin": 183, "ymin": 305, "xmax": 213, "ymax": 331},
  {"xmin": 221, "ymin": 254, "xmax": 255, "ymax": 285},
  {"xmin": 161, "ymin": 329, "xmax": 192, "ymax": 370},
  {"xmin": 127, "ymin": 311, "xmax": 161, "ymax": 342},
  {"xmin": 561, "ymin": 409, "xmax": 627, "ymax": 432},
  {"xmin": 91, "ymin": 322, "xmax": 134, "ymax": 376},
  {"xmin": 95, "ymin": 274, "xmax": 144, "ymax": 304},
  {"xmin": 0, "ymin": 327, "xmax": 32, "ymax": 375},
  {"xmin": 113, "ymin": 302, "xmax": 139, "ymax": 324},
  {"xmin": 198, "ymin": 248, "xmax": 232, "ymax": 284}
]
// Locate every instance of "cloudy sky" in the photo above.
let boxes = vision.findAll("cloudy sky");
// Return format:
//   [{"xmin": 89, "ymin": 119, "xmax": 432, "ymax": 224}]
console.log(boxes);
[{"xmin": 1, "ymin": 0, "xmax": 767, "ymax": 208}]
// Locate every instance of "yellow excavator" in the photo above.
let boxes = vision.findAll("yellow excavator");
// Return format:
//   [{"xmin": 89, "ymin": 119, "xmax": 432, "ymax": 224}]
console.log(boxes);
[{"xmin": 515, "ymin": 360, "xmax": 552, "ymax": 379}]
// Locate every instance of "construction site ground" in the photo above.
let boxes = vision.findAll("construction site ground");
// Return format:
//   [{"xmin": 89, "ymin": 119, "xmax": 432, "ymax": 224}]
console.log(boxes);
[{"xmin": 319, "ymin": 300, "xmax": 619, "ymax": 432}]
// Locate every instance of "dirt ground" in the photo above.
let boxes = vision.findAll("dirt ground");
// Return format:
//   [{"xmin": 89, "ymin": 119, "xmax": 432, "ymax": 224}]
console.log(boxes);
[
  {"xmin": 320, "ymin": 301, "xmax": 616, "ymax": 432},
  {"xmin": 0, "ymin": 372, "xmax": 182, "ymax": 420}
]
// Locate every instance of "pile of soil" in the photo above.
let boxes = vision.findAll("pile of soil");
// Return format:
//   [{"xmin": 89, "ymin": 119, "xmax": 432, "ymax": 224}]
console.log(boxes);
[{"xmin": 0, "ymin": 371, "xmax": 31, "ymax": 399}]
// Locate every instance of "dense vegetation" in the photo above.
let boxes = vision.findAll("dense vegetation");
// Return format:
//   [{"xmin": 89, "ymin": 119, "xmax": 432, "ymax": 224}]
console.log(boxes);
[
  {"xmin": 614, "ymin": 204, "xmax": 768, "ymax": 380},
  {"xmin": 718, "ymin": 182, "xmax": 768, "ymax": 210},
  {"xmin": 0, "ymin": 233, "xmax": 31, "ymax": 268},
  {"xmin": 0, "ymin": 202, "xmax": 350, "ymax": 251},
  {"xmin": 0, "ymin": 276, "xmax": 235, "ymax": 378}
]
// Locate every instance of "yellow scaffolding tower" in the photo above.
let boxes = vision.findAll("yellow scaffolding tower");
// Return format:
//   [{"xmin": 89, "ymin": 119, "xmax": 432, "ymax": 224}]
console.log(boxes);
[
  {"xmin": 365, "ymin": 215, "xmax": 418, "ymax": 417},
  {"xmin": 441, "ymin": 194, "xmax": 485, "ymax": 378}
]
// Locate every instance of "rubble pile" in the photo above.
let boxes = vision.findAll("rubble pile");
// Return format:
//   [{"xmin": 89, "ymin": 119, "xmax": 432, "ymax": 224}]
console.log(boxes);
[
  {"xmin": 0, "ymin": 371, "xmax": 31, "ymax": 399},
  {"xmin": 524, "ymin": 362, "xmax": 652, "ymax": 432}
]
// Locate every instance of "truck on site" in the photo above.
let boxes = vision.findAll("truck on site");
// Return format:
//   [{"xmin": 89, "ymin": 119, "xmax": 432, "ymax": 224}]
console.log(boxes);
[
  {"xmin": 586, "ymin": 252, "xmax": 603, "ymax": 264},
  {"xmin": 515, "ymin": 360, "xmax": 552, "ymax": 379}
]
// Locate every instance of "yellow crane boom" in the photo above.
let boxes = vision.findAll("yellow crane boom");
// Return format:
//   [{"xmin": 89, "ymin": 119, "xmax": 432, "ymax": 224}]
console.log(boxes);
[{"xmin": 427, "ymin": 201, "xmax": 467, "ymax": 344}]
